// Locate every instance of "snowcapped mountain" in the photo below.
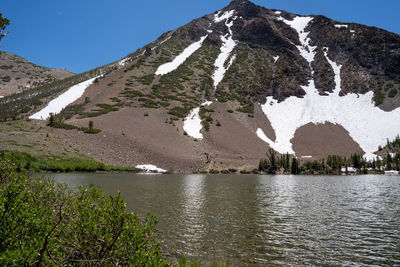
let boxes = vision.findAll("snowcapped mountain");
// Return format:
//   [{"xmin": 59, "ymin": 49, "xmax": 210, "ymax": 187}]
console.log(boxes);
[{"xmin": 5, "ymin": 0, "xmax": 400, "ymax": 171}]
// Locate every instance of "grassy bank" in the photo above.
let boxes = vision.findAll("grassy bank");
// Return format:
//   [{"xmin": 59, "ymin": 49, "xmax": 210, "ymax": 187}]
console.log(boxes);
[{"xmin": 0, "ymin": 150, "xmax": 139, "ymax": 173}]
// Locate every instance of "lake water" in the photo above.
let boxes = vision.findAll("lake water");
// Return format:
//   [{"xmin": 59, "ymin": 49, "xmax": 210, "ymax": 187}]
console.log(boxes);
[{"xmin": 45, "ymin": 173, "xmax": 400, "ymax": 266}]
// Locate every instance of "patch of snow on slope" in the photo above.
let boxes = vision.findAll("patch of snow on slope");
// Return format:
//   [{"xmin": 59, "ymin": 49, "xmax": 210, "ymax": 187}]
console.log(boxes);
[
  {"xmin": 274, "ymin": 11, "xmax": 282, "ymax": 15},
  {"xmin": 214, "ymin": 10, "xmax": 235, "ymax": 23},
  {"xmin": 335, "ymin": 24, "xmax": 348, "ymax": 29},
  {"xmin": 155, "ymin": 34, "xmax": 209, "ymax": 76},
  {"xmin": 29, "ymin": 77, "xmax": 98, "ymax": 120},
  {"xmin": 119, "ymin": 58, "xmax": 129, "ymax": 67},
  {"xmin": 0, "ymin": 96, "xmax": 3, "ymax": 99},
  {"xmin": 202, "ymin": 100, "xmax": 213, "ymax": 106},
  {"xmin": 136, "ymin": 164, "xmax": 167, "ymax": 173},
  {"xmin": 212, "ymin": 11, "xmax": 237, "ymax": 88},
  {"xmin": 278, "ymin": 16, "xmax": 316, "ymax": 64},
  {"xmin": 183, "ymin": 101, "xmax": 212, "ymax": 140},
  {"xmin": 273, "ymin": 56, "xmax": 280, "ymax": 63}
]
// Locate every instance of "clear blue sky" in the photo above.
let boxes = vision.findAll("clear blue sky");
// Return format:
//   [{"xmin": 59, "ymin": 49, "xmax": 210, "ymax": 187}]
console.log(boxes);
[{"xmin": 1, "ymin": 0, "xmax": 399, "ymax": 74}]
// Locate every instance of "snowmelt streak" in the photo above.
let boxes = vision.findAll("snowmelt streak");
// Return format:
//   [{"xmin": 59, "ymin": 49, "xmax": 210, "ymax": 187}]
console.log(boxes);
[{"xmin": 212, "ymin": 10, "xmax": 237, "ymax": 88}]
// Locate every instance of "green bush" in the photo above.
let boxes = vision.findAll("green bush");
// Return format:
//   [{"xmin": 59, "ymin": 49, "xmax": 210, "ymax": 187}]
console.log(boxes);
[
  {"xmin": 136, "ymin": 74, "xmax": 155, "ymax": 85},
  {"xmin": 83, "ymin": 128, "xmax": 102, "ymax": 134},
  {"xmin": 388, "ymin": 88, "xmax": 398, "ymax": 98},
  {"xmin": 0, "ymin": 160, "xmax": 168, "ymax": 266},
  {"xmin": 373, "ymin": 90, "xmax": 384, "ymax": 106}
]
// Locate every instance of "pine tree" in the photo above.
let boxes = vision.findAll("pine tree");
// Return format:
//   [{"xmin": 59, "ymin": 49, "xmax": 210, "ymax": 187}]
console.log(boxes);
[
  {"xmin": 291, "ymin": 157, "xmax": 299, "ymax": 174},
  {"xmin": 0, "ymin": 13, "xmax": 10, "ymax": 42}
]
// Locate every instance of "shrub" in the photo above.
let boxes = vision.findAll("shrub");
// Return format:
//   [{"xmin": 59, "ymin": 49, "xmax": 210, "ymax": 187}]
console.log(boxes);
[
  {"xmin": 0, "ymin": 160, "xmax": 168, "ymax": 266},
  {"xmin": 388, "ymin": 88, "xmax": 398, "ymax": 98},
  {"xmin": 373, "ymin": 90, "xmax": 384, "ymax": 106},
  {"xmin": 83, "ymin": 128, "xmax": 101, "ymax": 134}
]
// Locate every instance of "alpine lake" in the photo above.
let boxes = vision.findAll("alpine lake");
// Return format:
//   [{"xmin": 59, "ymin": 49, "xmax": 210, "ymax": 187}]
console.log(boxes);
[{"xmin": 40, "ymin": 173, "xmax": 399, "ymax": 266}]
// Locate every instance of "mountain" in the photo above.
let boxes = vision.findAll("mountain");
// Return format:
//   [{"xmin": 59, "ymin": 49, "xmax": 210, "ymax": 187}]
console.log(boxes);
[
  {"xmin": 0, "ymin": 51, "xmax": 74, "ymax": 97},
  {"xmin": 2, "ymin": 0, "xmax": 400, "ymax": 172}
]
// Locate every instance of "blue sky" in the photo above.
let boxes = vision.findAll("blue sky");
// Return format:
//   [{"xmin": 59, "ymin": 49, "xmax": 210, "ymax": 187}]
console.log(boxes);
[{"xmin": 1, "ymin": 0, "xmax": 399, "ymax": 74}]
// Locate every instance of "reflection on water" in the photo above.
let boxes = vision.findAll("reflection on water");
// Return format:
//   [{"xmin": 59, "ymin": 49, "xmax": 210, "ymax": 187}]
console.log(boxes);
[
  {"xmin": 180, "ymin": 175, "xmax": 206, "ymax": 254},
  {"xmin": 49, "ymin": 173, "xmax": 400, "ymax": 266}
]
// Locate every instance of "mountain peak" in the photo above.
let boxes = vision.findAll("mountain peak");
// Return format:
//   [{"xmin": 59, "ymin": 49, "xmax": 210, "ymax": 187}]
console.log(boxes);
[{"xmin": 224, "ymin": 0, "xmax": 261, "ymax": 18}]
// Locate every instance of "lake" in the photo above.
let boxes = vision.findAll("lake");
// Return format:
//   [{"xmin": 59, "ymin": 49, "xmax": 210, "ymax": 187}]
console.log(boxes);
[{"xmin": 45, "ymin": 173, "xmax": 400, "ymax": 266}]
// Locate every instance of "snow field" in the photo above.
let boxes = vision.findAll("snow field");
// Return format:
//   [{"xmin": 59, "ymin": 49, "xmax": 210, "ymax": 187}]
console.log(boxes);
[
  {"xmin": 29, "ymin": 77, "xmax": 99, "ymax": 120},
  {"xmin": 258, "ymin": 16, "xmax": 400, "ymax": 161}
]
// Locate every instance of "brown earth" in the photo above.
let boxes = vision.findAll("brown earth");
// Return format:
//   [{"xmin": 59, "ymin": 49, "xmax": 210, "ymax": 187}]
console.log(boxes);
[
  {"xmin": 0, "ymin": 51, "xmax": 74, "ymax": 96},
  {"xmin": 291, "ymin": 122, "xmax": 364, "ymax": 160}
]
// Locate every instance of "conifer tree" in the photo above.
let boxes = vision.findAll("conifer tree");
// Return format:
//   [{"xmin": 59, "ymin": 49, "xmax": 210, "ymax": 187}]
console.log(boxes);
[{"xmin": 0, "ymin": 13, "xmax": 9, "ymax": 42}]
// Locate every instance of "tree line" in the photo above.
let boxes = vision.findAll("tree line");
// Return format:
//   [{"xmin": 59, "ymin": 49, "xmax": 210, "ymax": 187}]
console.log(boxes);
[{"xmin": 258, "ymin": 149, "xmax": 400, "ymax": 175}]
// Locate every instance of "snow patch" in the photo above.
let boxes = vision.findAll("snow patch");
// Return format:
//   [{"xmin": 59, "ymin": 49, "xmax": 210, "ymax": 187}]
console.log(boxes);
[
  {"xmin": 214, "ymin": 10, "xmax": 235, "ymax": 23},
  {"xmin": 341, "ymin": 167, "xmax": 357, "ymax": 173},
  {"xmin": 278, "ymin": 16, "xmax": 316, "ymax": 64},
  {"xmin": 155, "ymin": 35, "xmax": 209, "ymax": 76},
  {"xmin": 274, "ymin": 11, "xmax": 282, "ymax": 15},
  {"xmin": 201, "ymin": 100, "xmax": 213, "ymax": 106},
  {"xmin": 335, "ymin": 24, "xmax": 348, "ymax": 29},
  {"xmin": 350, "ymin": 30, "xmax": 355, "ymax": 33},
  {"xmin": 301, "ymin": 156, "xmax": 313, "ymax": 159},
  {"xmin": 273, "ymin": 56, "xmax": 280, "ymax": 63},
  {"xmin": 29, "ymin": 77, "xmax": 99, "ymax": 120},
  {"xmin": 118, "ymin": 58, "xmax": 129, "ymax": 67},
  {"xmin": 183, "ymin": 101, "xmax": 213, "ymax": 139},
  {"xmin": 212, "ymin": 11, "xmax": 237, "ymax": 88},
  {"xmin": 183, "ymin": 107, "xmax": 203, "ymax": 139},
  {"xmin": 136, "ymin": 164, "xmax": 167, "ymax": 173},
  {"xmin": 0, "ymin": 96, "xmax": 3, "ymax": 99}
]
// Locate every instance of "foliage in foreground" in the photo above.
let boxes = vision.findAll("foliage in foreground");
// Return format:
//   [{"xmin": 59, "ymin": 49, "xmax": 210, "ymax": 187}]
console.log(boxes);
[{"xmin": 0, "ymin": 160, "xmax": 168, "ymax": 266}]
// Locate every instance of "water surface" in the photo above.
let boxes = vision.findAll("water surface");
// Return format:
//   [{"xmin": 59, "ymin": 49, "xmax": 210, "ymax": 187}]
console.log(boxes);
[{"xmin": 46, "ymin": 173, "xmax": 400, "ymax": 266}]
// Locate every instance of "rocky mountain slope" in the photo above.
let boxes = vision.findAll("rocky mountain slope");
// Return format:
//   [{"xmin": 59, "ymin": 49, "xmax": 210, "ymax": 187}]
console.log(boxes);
[
  {"xmin": 3, "ymin": 0, "xmax": 400, "ymax": 172},
  {"xmin": 0, "ymin": 51, "xmax": 74, "ymax": 97}
]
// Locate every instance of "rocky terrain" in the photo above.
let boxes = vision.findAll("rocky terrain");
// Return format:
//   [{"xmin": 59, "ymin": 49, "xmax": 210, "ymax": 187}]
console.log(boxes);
[
  {"xmin": 0, "ymin": 51, "xmax": 74, "ymax": 97},
  {"xmin": 1, "ymin": 0, "xmax": 400, "ymax": 172}
]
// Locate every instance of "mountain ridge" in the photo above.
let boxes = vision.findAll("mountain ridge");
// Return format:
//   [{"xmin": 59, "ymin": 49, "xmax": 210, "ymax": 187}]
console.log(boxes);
[
  {"xmin": 1, "ymin": 0, "xmax": 400, "ymax": 172},
  {"xmin": 0, "ymin": 51, "xmax": 74, "ymax": 97}
]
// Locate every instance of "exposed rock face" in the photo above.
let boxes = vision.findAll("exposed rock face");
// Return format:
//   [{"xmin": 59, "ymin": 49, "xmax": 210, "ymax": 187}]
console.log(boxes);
[{"xmin": 0, "ymin": 51, "xmax": 74, "ymax": 96}]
